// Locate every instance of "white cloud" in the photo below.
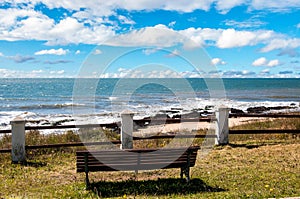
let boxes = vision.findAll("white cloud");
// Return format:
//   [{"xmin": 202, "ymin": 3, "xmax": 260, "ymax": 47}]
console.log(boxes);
[
  {"xmin": 217, "ymin": 29, "xmax": 272, "ymax": 48},
  {"xmin": 50, "ymin": 70, "xmax": 65, "ymax": 74},
  {"xmin": 224, "ymin": 18, "xmax": 266, "ymax": 29},
  {"xmin": 252, "ymin": 57, "xmax": 280, "ymax": 67},
  {"xmin": 35, "ymin": 48, "xmax": 68, "ymax": 55},
  {"xmin": 93, "ymin": 49, "xmax": 102, "ymax": 55},
  {"xmin": 211, "ymin": 58, "xmax": 226, "ymax": 65},
  {"xmin": 0, "ymin": 1, "xmax": 299, "ymax": 52},
  {"xmin": 297, "ymin": 23, "xmax": 300, "ymax": 28},
  {"xmin": 260, "ymin": 38, "xmax": 300, "ymax": 52},
  {"xmin": 57, "ymin": 70, "xmax": 65, "ymax": 74},
  {"xmin": 118, "ymin": 15, "xmax": 135, "ymax": 25},
  {"xmin": 0, "ymin": 52, "xmax": 3, "ymax": 57},
  {"xmin": 168, "ymin": 21, "xmax": 176, "ymax": 28},
  {"xmin": 250, "ymin": 0, "xmax": 300, "ymax": 12},
  {"xmin": 267, "ymin": 59, "xmax": 280, "ymax": 67},
  {"xmin": 75, "ymin": 50, "xmax": 81, "ymax": 55},
  {"xmin": 32, "ymin": 69, "xmax": 43, "ymax": 73},
  {"xmin": 215, "ymin": 0, "xmax": 246, "ymax": 14},
  {"xmin": 0, "ymin": 68, "xmax": 68, "ymax": 78},
  {"xmin": 252, "ymin": 57, "xmax": 267, "ymax": 66},
  {"xmin": 106, "ymin": 24, "xmax": 184, "ymax": 47},
  {"xmin": 142, "ymin": 48, "xmax": 159, "ymax": 55},
  {"xmin": 167, "ymin": 49, "xmax": 180, "ymax": 57}
]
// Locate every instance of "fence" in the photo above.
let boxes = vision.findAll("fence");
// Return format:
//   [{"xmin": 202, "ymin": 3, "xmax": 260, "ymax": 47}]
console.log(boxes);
[{"xmin": 1, "ymin": 108, "xmax": 299, "ymax": 163}]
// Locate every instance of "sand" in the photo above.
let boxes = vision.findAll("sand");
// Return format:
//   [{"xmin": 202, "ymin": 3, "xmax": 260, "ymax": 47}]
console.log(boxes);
[{"xmin": 133, "ymin": 117, "xmax": 268, "ymax": 136}]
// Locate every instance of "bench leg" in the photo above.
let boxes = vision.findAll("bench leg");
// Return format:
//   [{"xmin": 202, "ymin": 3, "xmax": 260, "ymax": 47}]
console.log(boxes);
[
  {"xmin": 84, "ymin": 153, "xmax": 90, "ymax": 190},
  {"xmin": 185, "ymin": 167, "xmax": 190, "ymax": 182},
  {"xmin": 85, "ymin": 171, "xmax": 90, "ymax": 190},
  {"xmin": 181, "ymin": 167, "xmax": 190, "ymax": 182},
  {"xmin": 180, "ymin": 168, "xmax": 184, "ymax": 179}
]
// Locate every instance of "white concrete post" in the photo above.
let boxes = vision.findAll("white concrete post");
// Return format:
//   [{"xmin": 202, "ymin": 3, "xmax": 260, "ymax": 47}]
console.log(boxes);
[
  {"xmin": 120, "ymin": 111, "xmax": 134, "ymax": 149},
  {"xmin": 10, "ymin": 117, "xmax": 26, "ymax": 163},
  {"xmin": 215, "ymin": 106, "xmax": 229, "ymax": 145}
]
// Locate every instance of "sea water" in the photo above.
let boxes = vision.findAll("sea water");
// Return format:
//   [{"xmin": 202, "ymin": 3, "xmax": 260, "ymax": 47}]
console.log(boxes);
[{"xmin": 0, "ymin": 78, "xmax": 299, "ymax": 129}]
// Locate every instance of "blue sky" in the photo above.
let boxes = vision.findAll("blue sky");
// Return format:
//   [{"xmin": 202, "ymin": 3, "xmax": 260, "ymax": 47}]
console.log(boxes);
[{"xmin": 0, "ymin": 1, "xmax": 300, "ymax": 78}]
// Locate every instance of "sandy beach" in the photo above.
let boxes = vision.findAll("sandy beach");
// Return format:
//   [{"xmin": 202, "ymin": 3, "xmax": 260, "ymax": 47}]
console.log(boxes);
[{"xmin": 134, "ymin": 117, "xmax": 268, "ymax": 136}]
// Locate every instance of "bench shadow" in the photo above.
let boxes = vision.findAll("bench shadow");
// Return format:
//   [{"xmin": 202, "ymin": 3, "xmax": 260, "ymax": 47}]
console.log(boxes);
[
  {"xmin": 228, "ymin": 143, "xmax": 280, "ymax": 149},
  {"xmin": 90, "ymin": 178, "xmax": 225, "ymax": 198},
  {"xmin": 228, "ymin": 143, "xmax": 261, "ymax": 149}
]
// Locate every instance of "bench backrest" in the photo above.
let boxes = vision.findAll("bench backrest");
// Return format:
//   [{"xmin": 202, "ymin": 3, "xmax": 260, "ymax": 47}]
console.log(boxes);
[{"xmin": 77, "ymin": 146, "xmax": 200, "ymax": 172}]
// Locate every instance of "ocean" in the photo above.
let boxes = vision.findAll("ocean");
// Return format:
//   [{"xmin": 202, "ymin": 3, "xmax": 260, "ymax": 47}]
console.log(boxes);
[{"xmin": 0, "ymin": 78, "xmax": 299, "ymax": 129}]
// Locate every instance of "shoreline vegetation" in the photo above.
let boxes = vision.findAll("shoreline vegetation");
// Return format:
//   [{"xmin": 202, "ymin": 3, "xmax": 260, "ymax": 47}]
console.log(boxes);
[{"xmin": 0, "ymin": 116, "xmax": 299, "ymax": 198}]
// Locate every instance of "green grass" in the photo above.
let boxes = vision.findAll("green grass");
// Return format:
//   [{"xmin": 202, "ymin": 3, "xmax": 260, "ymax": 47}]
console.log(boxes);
[{"xmin": 0, "ymin": 118, "xmax": 299, "ymax": 198}]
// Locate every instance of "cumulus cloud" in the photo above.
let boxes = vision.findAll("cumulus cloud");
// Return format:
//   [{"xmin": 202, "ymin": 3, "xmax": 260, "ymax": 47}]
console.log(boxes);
[
  {"xmin": 106, "ymin": 24, "xmax": 185, "ymax": 47},
  {"xmin": 267, "ymin": 59, "xmax": 280, "ymax": 67},
  {"xmin": 0, "ymin": 1, "xmax": 299, "ymax": 52},
  {"xmin": 3, "ymin": 0, "xmax": 300, "ymax": 15},
  {"xmin": 216, "ymin": 29, "xmax": 273, "ymax": 48},
  {"xmin": 118, "ymin": 15, "xmax": 135, "ymax": 25},
  {"xmin": 252, "ymin": 57, "xmax": 268, "ymax": 66},
  {"xmin": 250, "ymin": 0, "xmax": 300, "ymax": 12},
  {"xmin": 252, "ymin": 57, "xmax": 280, "ymax": 67},
  {"xmin": 35, "ymin": 48, "xmax": 69, "ymax": 55},
  {"xmin": 260, "ymin": 38, "xmax": 300, "ymax": 52},
  {"xmin": 215, "ymin": 0, "xmax": 246, "ymax": 14},
  {"xmin": 211, "ymin": 58, "xmax": 226, "ymax": 65},
  {"xmin": 75, "ymin": 50, "xmax": 81, "ymax": 55}
]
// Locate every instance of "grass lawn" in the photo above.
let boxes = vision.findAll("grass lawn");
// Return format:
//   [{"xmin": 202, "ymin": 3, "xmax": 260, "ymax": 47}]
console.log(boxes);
[{"xmin": 0, "ymin": 118, "xmax": 299, "ymax": 198}]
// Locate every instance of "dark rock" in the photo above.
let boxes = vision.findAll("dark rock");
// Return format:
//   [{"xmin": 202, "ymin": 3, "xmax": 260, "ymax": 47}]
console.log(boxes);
[
  {"xmin": 268, "ymin": 106, "xmax": 294, "ymax": 110},
  {"xmin": 230, "ymin": 108, "xmax": 245, "ymax": 115},
  {"xmin": 247, "ymin": 106, "xmax": 269, "ymax": 114},
  {"xmin": 205, "ymin": 105, "xmax": 214, "ymax": 110},
  {"xmin": 172, "ymin": 114, "xmax": 181, "ymax": 119}
]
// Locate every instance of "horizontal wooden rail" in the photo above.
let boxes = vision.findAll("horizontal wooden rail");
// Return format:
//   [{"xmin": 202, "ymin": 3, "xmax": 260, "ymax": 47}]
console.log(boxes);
[
  {"xmin": 0, "ymin": 140, "xmax": 121, "ymax": 153},
  {"xmin": 0, "ymin": 134, "xmax": 215, "ymax": 153},
  {"xmin": 229, "ymin": 129, "xmax": 300, "ymax": 134},
  {"xmin": 133, "ymin": 134, "xmax": 216, "ymax": 140},
  {"xmin": 25, "ymin": 123, "xmax": 120, "ymax": 130},
  {"xmin": 0, "ymin": 129, "xmax": 11, "ymax": 134},
  {"xmin": 134, "ymin": 118, "xmax": 215, "ymax": 124}
]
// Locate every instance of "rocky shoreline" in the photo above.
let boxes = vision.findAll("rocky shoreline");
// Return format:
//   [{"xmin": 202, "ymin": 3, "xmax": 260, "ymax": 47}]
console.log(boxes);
[{"xmin": 151, "ymin": 103, "xmax": 299, "ymax": 120}]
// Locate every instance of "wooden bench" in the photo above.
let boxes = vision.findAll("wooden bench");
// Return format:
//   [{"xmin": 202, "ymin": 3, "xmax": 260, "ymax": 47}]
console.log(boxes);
[{"xmin": 76, "ymin": 146, "xmax": 200, "ymax": 188}]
